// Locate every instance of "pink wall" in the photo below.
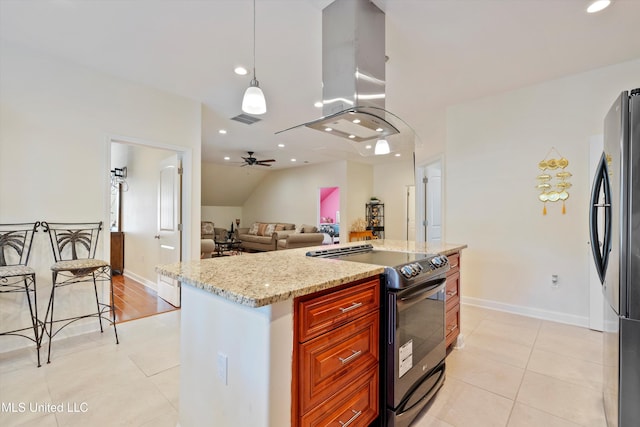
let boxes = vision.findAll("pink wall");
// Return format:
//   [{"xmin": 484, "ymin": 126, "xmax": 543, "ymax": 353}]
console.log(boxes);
[{"xmin": 320, "ymin": 187, "xmax": 340, "ymax": 223}]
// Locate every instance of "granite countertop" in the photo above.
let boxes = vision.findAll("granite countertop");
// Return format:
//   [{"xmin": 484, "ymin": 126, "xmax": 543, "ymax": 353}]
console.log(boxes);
[
  {"xmin": 369, "ymin": 240, "xmax": 467, "ymax": 257},
  {"xmin": 156, "ymin": 240, "xmax": 467, "ymax": 308}
]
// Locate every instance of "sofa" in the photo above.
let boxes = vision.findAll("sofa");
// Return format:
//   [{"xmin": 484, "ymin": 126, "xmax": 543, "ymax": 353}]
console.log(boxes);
[
  {"xmin": 277, "ymin": 232, "xmax": 324, "ymax": 250},
  {"xmin": 200, "ymin": 221, "xmax": 228, "ymax": 258},
  {"xmin": 237, "ymin": 222, "xmax": 324, "ymax": 251}
]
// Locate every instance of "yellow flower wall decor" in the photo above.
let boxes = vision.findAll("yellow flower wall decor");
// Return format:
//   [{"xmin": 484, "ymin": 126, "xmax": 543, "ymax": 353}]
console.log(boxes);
[{"xmin": 537, "ymin": 147, "xmax": 572, "ymax": 215}]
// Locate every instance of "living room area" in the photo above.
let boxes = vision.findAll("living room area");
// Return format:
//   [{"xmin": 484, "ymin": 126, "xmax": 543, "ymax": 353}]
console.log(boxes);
[{"xmin": 200, "ymin": 154, "xmax": 415, "ymax": 257}]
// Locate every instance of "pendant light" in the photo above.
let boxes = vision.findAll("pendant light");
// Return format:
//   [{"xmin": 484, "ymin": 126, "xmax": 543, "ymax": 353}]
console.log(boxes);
[
  {"xmin": 375, "ymin": 139, "xmax": 390, "ymax": 155},
  {"xmin": 586, "ymin": 0, "xmax": 611, "ymax": 13},
  {"xmin": 242, "ymin": 0, "xmax": 267, "ymax": 115}
]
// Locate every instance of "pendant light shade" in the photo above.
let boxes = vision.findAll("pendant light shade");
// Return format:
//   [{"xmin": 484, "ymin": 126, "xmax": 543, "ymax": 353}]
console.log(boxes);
[
  {"xmin": 375, "ymin": 139, "xmax": 390, "ymax": 155},
  {"xmin": 242, "ymin": 78, "xmax": 266, "ymax": 115},
  {"xmin": 242, "ymin": 0, "xmax": 266, "ymax": 115}
]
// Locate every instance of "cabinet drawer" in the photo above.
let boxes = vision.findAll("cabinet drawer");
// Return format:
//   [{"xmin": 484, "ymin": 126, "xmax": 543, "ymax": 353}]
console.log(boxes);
[
  {"xmin": 445, "ymin": 271, "xmax": 460, "ymax": 312},
  {"xmin": 446, "ymin": 305, "xmax": 460, "ymax": 348},
  {"xmin": 299, "ymin": 311, "xmax": 379, "ymax": 414},
  {"xmin": 298, "ymin": 278, "xmax": 380, "ymax": 342},
  {"xmin": 446, "ymin": 252, "xmax": 460, "ymax": 275},
  {"xmin": 301, "ymin": 366, "xmax": 378, "ymax": 427}
]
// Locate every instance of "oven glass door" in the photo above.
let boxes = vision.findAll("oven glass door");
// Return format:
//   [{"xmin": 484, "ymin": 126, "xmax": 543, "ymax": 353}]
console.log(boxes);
[{"xmin": 389, "ymin": 280, "xmax": 446, "ymax": 408}]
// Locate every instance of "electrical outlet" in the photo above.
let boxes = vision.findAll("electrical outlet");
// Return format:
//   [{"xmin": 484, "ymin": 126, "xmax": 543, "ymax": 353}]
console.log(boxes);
[
  {"xmin": 551, "ymin": 274, "xmax": 559, "ymax": 288},
  {"xmin": 217, "ymin": 352, "xmax": 228, "ymax": 385}
]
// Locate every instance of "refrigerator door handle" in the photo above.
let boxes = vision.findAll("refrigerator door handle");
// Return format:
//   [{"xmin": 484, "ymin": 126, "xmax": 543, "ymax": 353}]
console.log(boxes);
[{"xmin": 589, "ymin": 153, "xmax": 612, "ymax": 284}]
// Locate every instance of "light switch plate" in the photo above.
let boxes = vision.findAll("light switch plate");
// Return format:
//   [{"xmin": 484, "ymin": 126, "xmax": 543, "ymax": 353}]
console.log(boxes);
[{"xmin": 217, "ymin": 352, "xmax": 228, "ymax": 385}]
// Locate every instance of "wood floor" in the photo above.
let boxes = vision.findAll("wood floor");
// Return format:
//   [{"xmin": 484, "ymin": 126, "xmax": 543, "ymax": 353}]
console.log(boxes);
[{"xmin": 112, "ymin": 274, "xmax": 178, "ymax": 323}]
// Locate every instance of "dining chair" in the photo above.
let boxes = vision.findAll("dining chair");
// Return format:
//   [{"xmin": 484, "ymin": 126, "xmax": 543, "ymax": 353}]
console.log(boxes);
[
  {"xmin": 0, "ymin": 222, "xmax": 42, "ymax": 366},
  {"xmin": 41, "ymin": 221, "xmax": 119, "ymax": 363}
]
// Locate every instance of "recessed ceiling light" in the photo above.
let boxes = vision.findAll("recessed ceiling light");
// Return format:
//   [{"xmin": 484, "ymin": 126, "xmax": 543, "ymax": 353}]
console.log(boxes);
[
  {"xmin": 394, "ymin": 153, "xmax": 401, "ymax": 157},
  {"xmin": 352, "ymin": 119, "xmax": 361, "ymax": 124},
  {"xmin": 365, "ymin": 144, "xmax": 372, "ymax": 149},
  {"xmin": 376, "ymin": 127, "xmax": 383, "ymax": 132},
  {"xmin": 348, "ymin": 135, "xmax": 356, "ymax": 139},
  {"xmin": 324, "ymin": 127, "xmax": 333, "ymax": 132},
  {"xmin": 314, "ymin": 101, "xmax": 323, "ymax": 108},
  {"xmin": 587, "ymin": 0, "xmax": 611, "ymax": 13},
  {"xmin": 234, "ymin": 66, "xmax": 248, "ymax": 75},
  {"xmin": 218, "ymin": 129, "xmax": 227, "ymax": 134},
  {"xmin": 224, "ymin": 156, "xmax": 230, "ymax": 160},
  {"xmin": 277, "ymin": 143, "xmax": 285, "ymax": 148},
  {"xmin": 291, "ymin": 158, "xmax": 297, "ymax": 162}
]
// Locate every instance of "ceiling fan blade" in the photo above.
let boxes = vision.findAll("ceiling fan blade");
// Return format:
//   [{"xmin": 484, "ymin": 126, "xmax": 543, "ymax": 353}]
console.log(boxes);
[
  {"xmin": 257, "ymin": 163, "xmax": 272, "ymax": 167},
  {"xmin": 257, "ymin": 159, "xmax": 275, "ymax": 163}
]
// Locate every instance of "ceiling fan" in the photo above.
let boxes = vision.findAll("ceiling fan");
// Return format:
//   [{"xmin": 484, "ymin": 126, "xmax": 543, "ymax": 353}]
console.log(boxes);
[{"xmin": 241, "ymin": 151, "xmax": 275, "ymax": 167}]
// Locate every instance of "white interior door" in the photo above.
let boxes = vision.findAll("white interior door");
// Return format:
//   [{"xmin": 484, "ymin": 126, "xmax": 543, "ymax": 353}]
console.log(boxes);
[
  {"xmin": 426, "ymin": 161, "xmax": 442, "ymax": 243},
  {"xmin": 588, "ymin": 135, "xmax": 604, "ymax": 331},
  {"xmin": 157, "ymin": 154, "xmax": 182, "ymax": 307},
  {"xmin": 406, "ymin": 185, "xmax": 416, "ymax": 241}
]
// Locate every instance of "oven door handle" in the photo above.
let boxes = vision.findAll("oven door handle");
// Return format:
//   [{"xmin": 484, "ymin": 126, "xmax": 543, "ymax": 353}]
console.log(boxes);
[{"xmin": 397, "ymin": 280, "xmax": 446, "ymax": 303}]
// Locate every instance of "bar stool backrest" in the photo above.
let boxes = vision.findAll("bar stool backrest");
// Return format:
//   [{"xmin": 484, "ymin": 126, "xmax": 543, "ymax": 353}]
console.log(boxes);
[
  {"xmin": 0, "ymin": 222, "xmax": 39, "ymax": 267},
  {"xmin": 41, "ymin": 222, "xmax": 103, "ymax": 262}
]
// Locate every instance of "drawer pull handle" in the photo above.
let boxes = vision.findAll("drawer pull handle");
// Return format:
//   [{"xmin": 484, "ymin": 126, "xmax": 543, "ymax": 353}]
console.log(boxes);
[
  {"xmin": 447, "ymin": 324, "xmax": 458, "ymax": 332},
  {"xmin": 446, "ymin": 290, "xmax": 457, "ymax": 297},
  {"xmin": 339, "ymin": 302, "xmax": 363, "ymax": 313},
  {"xmin": 339, "ymin": 409, "xmax": 362, "ymax": 426},
  {"xmin": 339, "ymin": 349, "xmax": 362, "ymax": 365}
]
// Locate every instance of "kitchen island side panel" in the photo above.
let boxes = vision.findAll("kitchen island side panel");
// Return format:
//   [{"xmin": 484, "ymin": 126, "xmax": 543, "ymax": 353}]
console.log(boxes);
[{"xmin": 179, "ymin": 285, "xmax": 294, "ymax": 427}]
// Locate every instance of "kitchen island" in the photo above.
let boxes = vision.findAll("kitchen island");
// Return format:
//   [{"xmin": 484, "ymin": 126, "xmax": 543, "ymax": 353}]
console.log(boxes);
[{"xmin": 156, "ymin": 240, "xmax": 466, "ymax": 427}]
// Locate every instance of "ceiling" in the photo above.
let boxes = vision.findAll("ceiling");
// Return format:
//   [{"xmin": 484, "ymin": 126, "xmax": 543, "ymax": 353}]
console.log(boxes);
[{"xmin": 1, "ymin": 0, "xmax": 639, "ymax": 169}]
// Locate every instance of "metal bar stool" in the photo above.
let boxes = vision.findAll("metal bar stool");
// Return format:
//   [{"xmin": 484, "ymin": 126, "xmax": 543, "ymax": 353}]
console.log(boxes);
[
  {"xmin": 41, "ymin": 221, "xmax": 119, "ymax": 363},
  {"xmin": 0, "ymin": 222, "xmax": 42, "ymax": 367}
]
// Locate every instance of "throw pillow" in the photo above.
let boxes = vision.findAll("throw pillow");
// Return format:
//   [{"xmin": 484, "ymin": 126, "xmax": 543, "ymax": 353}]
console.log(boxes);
[
  {"xmin": 295, "ymin": 224, "xmax": 304, "ymax": 233},
  {"xmin": 275, "ymin": 224, "xmax": 285, "ymax": 231},
  {"xmin": 248, "ymin": 222, "xmax": 259, "ymax": 235},
  {"xmin": 257, "ymin": 223, "xmax": 268, "ymax": 236},
  {"xmin": 301, "ymin": 224, "xmax": 318, "ymax": 233},
  {"xmin": 201, "ymin": 221, "xmax": 215, "ymax": 236},
  {"xmin": 264, "ymin": 223, "xmax": 276, "ymax": 235}
]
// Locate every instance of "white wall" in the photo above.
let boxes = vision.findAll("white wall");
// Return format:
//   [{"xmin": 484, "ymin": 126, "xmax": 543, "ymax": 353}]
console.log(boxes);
[
  {"xmin": 345, "ymin": 162, "xmax": 374, "ymax": 235},
  {"xmin": 242, "ymin": 161, "xmax": 349, "ymax": 228},
  {"xmin": 373, "ymin": 158, "xmax": 415, "ymax": 240},
  {"xmin": 202, "ymin": 162, "xmax": 270, "ymax": 206},
  {"xmin": 201, "ymin": 206, "xmax": 243, "ymax": 231},
  {"xmin": 446, "ymin": 59, "xmax": 640, "ymax": 325},
  {"xmin": 0, "ymin": 42, "xmax": 201, "ymax": 348}
]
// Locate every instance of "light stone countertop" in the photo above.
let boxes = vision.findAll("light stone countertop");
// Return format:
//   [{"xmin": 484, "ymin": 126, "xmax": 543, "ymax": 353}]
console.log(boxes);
[
  {"xmin": 369, "ymin": 240, "xmax": 468, "ymax": 257},
  {"xmin": 156, "ymin": 240, "xmax": 467, "ymax": 308}
]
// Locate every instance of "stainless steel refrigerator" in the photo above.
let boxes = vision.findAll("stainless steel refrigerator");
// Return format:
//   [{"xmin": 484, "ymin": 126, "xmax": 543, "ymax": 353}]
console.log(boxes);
[{"xmin": 590, "ymin": 88, "xmax": 640, "ymax": 427}]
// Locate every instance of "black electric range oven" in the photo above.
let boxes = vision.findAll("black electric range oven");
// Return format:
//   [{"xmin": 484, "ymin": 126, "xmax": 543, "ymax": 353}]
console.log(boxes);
[{"xmin": 307, "ymin": 244, "xmax": 450, "ymax": 427}]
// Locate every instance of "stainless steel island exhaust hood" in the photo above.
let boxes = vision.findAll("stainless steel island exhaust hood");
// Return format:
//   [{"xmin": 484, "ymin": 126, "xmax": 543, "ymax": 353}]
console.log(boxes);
[{"xmin": 277, "ymin": 0, "xmax": 416, "ymax": 156}]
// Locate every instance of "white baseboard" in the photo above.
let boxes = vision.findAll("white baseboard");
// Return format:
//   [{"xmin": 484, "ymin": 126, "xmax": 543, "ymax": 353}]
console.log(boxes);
[
  {"xmin": 122, "ymin": 270, "xmax": 157, "ymax": 292},
  {"xmin": 461, "ymin": 296, "xmax": 590, "ymax": 328}
]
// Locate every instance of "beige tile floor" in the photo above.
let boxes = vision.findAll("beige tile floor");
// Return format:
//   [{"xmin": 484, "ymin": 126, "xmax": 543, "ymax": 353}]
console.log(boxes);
[
  {"xmin": 0, "ymin": 305, "xmax": 606, "ymax": 427},
  {"xmin": 413, "ymin": 305, "xmax": 607, "ymax": 427}
]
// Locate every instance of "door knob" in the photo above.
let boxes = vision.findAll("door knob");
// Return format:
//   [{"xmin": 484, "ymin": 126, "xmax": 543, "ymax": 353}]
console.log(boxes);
[{"xmin": 154, "ymin": 235, "xmax": 160, "ymax": 239}]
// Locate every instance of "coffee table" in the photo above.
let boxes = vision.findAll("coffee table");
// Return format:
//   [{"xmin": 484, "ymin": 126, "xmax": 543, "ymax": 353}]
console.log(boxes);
[{"xmin": 214, "ymin": 239, "xmax": 242, "ymax": 256}]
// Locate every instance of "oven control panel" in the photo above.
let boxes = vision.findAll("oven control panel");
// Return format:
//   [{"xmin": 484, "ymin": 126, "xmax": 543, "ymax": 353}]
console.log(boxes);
[
  {"xmin": 399, "ymin": 263, "xmax": 423, "ymax": 279},
  {"xmin": 430, "ymin": 255, "xmax": 449, "ymax": 269},
  {"xmin": 396, "ymin": 255, "xmax": 449, "ymax": 281}
]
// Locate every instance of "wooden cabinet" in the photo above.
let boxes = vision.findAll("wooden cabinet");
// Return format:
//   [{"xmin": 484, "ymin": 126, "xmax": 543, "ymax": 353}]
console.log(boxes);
[
  {"xmin": 110, "ymin": 231, "xmax": 124, "ymax": 275},
  {"xmin": 293, "ymin": 277, "xmax": 380, "ymax": 427},
  {"xmin": 445, "ymin": 251, "xmax": 461, "ymax": 348}
]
